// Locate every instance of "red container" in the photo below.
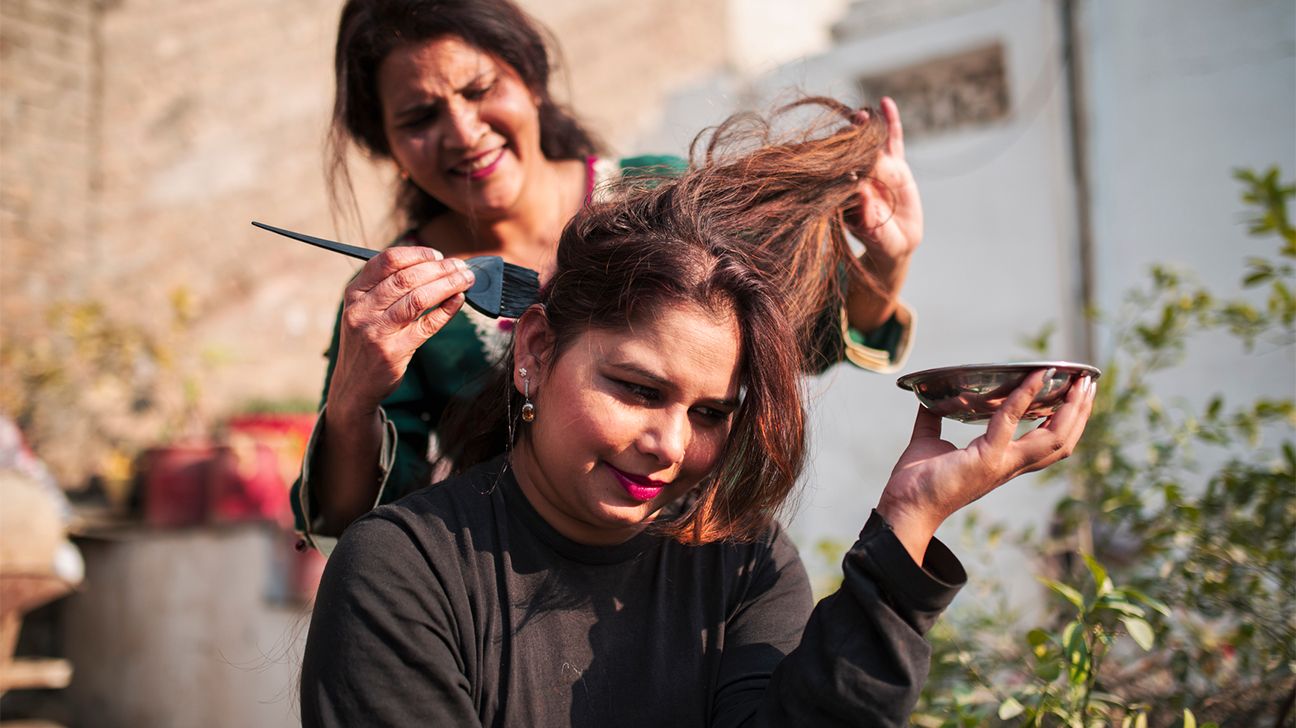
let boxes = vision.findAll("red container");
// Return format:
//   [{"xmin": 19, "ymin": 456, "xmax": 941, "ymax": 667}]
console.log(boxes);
[
  {"xmin": 136, "ymin": 442, "xmax": 217, "ymax": 528},
  {"xmin": 225, "ymin": 413, "xmax": 317, "ymax": 488},
  {"xmin": 207, "ymin": 441, "xmax": 290, "ymax": 526}
]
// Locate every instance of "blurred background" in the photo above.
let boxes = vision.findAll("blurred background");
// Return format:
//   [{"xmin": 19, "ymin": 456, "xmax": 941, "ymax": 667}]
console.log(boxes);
[{"xmin": 1, "ymin": 0, "xmax": 1292, "ymax": 725}]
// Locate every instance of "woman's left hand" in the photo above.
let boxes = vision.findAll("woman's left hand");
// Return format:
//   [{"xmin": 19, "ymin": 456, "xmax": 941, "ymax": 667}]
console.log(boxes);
[
  {"xmin": 845, "ymin": 96, "xmax": 923, "ymax": 270},
  {"xmin": 876, "ymin": 369, "xmax": 1098, "ymax": 565}
]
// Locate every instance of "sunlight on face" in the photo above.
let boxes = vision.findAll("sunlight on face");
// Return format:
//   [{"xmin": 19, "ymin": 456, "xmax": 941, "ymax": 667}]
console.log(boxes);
[
  {"xmin": 377, "ymin": 36, "xmax": 542, "ymax": 220},
  {"xmin": 512, "ymin": 302, "xmax": 743, "ymax": 546}
]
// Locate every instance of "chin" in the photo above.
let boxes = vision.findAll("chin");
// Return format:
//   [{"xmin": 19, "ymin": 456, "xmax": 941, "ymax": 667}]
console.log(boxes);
[{"xmin": 464, "ymin": 157, "xmax": 526, "ymax": 213}]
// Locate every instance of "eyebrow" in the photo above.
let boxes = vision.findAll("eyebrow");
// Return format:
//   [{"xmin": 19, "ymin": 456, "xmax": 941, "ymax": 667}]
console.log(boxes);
[
  {"xmin": 393, "ymin": 72, "xmax": 493, "ymax": 121},
  {"xmin": 607, "ymin": 361, "xmax": 740, "ymax": 409}
]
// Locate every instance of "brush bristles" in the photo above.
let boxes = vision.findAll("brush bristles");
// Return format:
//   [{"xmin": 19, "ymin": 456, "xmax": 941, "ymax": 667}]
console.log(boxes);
[{"xmin": 498, "ymin": 263, "xmax": 541, "ymax": 318}]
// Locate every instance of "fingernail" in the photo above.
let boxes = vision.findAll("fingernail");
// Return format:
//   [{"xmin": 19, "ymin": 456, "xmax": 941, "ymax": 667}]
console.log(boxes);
[
  {"xmin": 1043, "ymin": 367, "xmax": 1057, "ymax": 381},
  {"xmin": 455, "ymin": 258, "xmax": 468, "ymax": 271},
  {"xmin": 432, "ymin": 248, "xmax": 444, "ymax": 261}
]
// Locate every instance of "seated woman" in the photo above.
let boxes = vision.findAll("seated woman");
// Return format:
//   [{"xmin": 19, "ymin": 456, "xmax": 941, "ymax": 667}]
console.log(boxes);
[{"xmin": 298, "ymin": 99, "xmax": 1096, "ymax": 727}]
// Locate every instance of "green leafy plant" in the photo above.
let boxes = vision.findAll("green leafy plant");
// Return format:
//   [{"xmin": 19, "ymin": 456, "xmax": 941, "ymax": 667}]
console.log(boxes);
[
  {"xmin": 0, "ymin": 287, "xmax": 209, "ymax": 497},
  {"xmin": 907, "ymin": 167, "xmax": 1295, "ymax": 726},
  {"xmin": 913, "ymin": 554, "xmax": 1207, "ymax": 727}
]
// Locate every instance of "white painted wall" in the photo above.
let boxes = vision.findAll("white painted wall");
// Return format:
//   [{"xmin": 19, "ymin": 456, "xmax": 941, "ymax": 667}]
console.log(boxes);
[
  {"xmin": 726, "ymin": 0, "xmax": 851, "ymax": 75},
  {"xmin": 635, "ymin": 0, "xmax": 1296, "ymax": 608},
  {"xmin": 1082, "ymin": 0, "xmax": 1296, "ymax": 406}
]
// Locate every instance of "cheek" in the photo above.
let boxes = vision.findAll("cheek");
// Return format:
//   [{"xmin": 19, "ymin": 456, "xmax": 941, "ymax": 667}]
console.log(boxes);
[
  {"xmin": 683, "ymin": 425, "xmax": 731, "ymax": 475},
  {"xmin": 384, "ymin": 128, "xmax": 424, "ymax": 164},
  {"xmin": 488, "ymin": 90, "xmax": 541, "ymax": 144},
  {"xmin": 538, "ymin": 388, "xmax": 632, "ymax": 454}
]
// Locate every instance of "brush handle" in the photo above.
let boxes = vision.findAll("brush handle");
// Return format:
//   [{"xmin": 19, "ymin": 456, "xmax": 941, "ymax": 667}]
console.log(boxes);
[{"xmin": 251, "ymin": 221, "xmax": 380, "ymax": 261}]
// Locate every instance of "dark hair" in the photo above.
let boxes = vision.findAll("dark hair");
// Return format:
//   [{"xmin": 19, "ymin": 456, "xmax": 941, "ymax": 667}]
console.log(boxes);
[
  {"xmin": 441, "ymin": 97, "xmax": 889, "ymax": 544},
  {"xmin": 326, "ymin": 0, "xmax": 601, "ymax": 228}
]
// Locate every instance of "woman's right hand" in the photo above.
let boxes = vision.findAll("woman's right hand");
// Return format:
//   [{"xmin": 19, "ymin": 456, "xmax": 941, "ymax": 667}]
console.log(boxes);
[{"xmin": 324, "ymin": 246, "xmax": 474, "ymax": 422}]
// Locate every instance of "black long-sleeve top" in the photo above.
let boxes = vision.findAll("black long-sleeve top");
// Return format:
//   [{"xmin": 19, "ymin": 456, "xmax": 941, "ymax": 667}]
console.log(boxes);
[{"xmin": 300, "ymin": 457, "xmax": 966, "ymax": 727}]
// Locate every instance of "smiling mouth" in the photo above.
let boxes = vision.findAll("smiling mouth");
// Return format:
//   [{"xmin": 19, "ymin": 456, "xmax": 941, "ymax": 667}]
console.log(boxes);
[
  {"xmin": 449, "ymin": 147, "xmax": 505, "ymax": 179},
  {"xmin": 605, "ymin": 463, "xmax": 668, "ymax": 503}
]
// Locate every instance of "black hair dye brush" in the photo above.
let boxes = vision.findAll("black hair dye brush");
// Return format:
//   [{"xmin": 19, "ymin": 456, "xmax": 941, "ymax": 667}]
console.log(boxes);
[{"xmin": 251, "ymin": 221, "xmax": 540, "ymax": 319}]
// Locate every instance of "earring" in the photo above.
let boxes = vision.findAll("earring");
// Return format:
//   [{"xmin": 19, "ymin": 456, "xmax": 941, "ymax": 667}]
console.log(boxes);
[{"xmin": 520, "ymin": 367, "xmax": 536, "ymax": 422}]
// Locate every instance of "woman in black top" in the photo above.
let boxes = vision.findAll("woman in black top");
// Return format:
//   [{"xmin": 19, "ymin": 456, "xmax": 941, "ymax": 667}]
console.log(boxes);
[{"xmin": 300, "ymin": 98, "xmax": 1096, "ymax": 727}]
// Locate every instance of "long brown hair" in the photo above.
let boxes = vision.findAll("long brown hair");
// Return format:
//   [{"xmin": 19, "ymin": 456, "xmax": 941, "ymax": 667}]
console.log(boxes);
[
  {"xmin": 442, "ymin": 96, "xmax": 888, "ymax": 544},
  {"xmin": 325, "ymin": 0, "xmax": 601, "ymax": 230}
]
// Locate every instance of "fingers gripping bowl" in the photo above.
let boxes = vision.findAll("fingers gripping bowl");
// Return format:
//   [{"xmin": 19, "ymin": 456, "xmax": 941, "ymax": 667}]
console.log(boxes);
[{"xmin": 896, "ymin": 362, "xmax": 1101, "ymax": 423}]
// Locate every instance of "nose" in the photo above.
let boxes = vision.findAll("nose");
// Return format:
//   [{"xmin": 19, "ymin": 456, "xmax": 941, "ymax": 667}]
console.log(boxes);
[
  {"xmin": 638, "ymin": 408, "xmax": 689, "ymax": 469},
  {"xmin": 441, "ymin": 99, "xmax": 486, "ymax": 150}
]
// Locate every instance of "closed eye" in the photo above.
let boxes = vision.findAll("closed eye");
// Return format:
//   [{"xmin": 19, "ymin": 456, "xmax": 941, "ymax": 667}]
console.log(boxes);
[
  {"xmin": 616, "ymin": 379, "xmax": 661, "ymax": 403},
  {"xmin": 398, "ymin": 105, "xmax": 440, "ymax": 129},
  {"xmin": 462, "ymin": 80, "xmax": 496, "ymax": 101}
]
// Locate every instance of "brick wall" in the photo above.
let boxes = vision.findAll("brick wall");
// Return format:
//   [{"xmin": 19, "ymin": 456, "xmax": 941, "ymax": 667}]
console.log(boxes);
[
  {"xmin": 0, "ymin": 0, "xmax": 96, "ymax": 318},
  {"xmin": 1, "ymin": 0, "xmax": 729, "ymax": 486}
]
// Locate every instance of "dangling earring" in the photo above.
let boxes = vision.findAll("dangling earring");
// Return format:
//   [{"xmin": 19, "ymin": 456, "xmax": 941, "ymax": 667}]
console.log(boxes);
[{"xmin": 520, "ymin": 367, "xmax": 536, "ymax": 422}]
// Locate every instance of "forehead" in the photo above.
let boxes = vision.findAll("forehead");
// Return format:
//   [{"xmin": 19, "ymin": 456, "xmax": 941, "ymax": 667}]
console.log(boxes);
[
  {"xmin": 573, "ymin": 303, "xmax": 742, "ymax": 399},
  {"xmin": 378, "ymin": 36, "xmax": 508, "ymax": 100}
]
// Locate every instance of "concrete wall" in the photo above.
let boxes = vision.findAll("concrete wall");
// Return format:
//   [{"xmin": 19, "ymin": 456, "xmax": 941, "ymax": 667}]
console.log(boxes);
[{"xmin": 61, "ymin": 525, "xmax": 311, "ymax": 728}]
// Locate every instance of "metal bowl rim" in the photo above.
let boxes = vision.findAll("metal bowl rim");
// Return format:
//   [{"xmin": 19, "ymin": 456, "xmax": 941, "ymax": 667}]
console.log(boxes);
[{"xmin": 895, "ymin": 361, "xmax": 1103, "ymax": 391}]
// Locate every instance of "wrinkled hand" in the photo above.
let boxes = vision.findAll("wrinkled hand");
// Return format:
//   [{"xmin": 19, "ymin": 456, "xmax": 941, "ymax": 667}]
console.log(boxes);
[
  {"xmin": 877, "ymin": 369, "xmax": 1097, "ymax": 564},
  {"xmin": 325, "ymin": 246, "xmax": 474, "ymax": 421},
  {"xmin": 845, "ymin": 97, "xmax": 923, "ymax": 272}
]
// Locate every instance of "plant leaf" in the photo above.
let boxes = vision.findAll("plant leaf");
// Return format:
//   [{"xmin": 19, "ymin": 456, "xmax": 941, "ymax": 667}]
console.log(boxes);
[
  {"xmin": 1123, "ymin": 617, "xmax": 1155, "ymax": 651},
  {"xmin": 1083, "ymin": 553, "xmax": 1113, "ymax": 596},
  {"xmin": 1041, "ymin": 578, "xmax": 1085, "ymax": 610},
  {"xmin": 1122, "ymin": 587, "xmax": 1172, "ymax": 617}
]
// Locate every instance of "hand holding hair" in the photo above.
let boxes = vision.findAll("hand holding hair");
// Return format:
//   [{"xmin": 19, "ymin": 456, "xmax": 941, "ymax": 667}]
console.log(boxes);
[
  {"xmin": 845, "ymin": 97, "xmax": 922, "ymax": 266},
  {"xmin": 843, "ymin": 96, "xmax": 924, "ymax": 332},
  {"xmin": 876, "ymin": 369, "xmax": 1098, "ymax": 565}
]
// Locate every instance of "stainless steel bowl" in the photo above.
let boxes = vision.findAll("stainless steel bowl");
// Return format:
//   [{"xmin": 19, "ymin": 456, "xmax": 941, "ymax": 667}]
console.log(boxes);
[{"xmin": 896, "ymin": 361, "xmax": 1101, "ymax": 423}]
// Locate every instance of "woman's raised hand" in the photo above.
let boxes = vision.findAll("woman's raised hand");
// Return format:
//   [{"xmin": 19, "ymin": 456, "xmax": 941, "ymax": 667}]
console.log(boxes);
[
  {"xmin": 846, "ymin": 96, "xmax": 923, "ymax": 269},
  {"xmin": 324, "ymin": 246, "xmax": 474, "ymax": 422},
  {"xmin": 876, "ymin": 370, "xmax": 1098, "ymax": 565}
]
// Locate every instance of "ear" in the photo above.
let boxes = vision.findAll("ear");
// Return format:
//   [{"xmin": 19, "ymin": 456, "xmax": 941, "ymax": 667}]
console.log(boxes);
[{"xmin": 512, "ymin": 304, "xmax": 554, "ymax": 392}]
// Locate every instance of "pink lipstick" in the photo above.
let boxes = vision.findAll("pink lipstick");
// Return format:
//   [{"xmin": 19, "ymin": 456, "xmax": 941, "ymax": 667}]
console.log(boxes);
[
  {"xmin": 606, "ymin": 464, "xmax": 666, "ymax": 503},
  {"xmin": 450, "ymin": 147, "xmax": 505, "ymax": 181}
]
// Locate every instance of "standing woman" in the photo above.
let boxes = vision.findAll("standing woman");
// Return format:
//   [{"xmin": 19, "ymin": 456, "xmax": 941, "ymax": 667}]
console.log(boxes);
[{"xmin": 293, "ymin": 0, "xmax": 924, "ymax": 551}]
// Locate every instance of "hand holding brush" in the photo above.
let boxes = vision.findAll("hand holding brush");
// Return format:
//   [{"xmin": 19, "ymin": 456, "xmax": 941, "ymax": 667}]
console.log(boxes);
[
  {"xmin": 252, "ymin": 221, "xmax": 541, "ymax": 529},
  {"xmin": 252, "ymin": 221, "xmax": 540, "ymax": 319}
]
